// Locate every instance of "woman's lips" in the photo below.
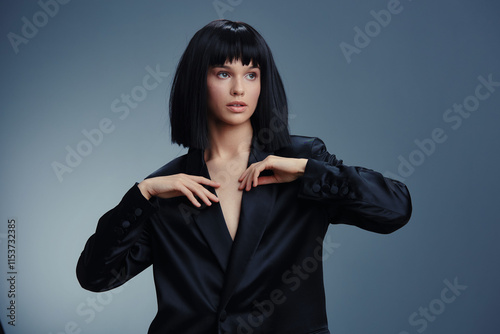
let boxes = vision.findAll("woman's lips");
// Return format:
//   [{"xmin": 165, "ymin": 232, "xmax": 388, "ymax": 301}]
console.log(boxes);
[
  {"xmin": 226, "ymin": 102, "xmax": 247, "ymax": 113},
  {"xmin": 226, "ymin": 105, "xmax": 247, "ymax": 112}
]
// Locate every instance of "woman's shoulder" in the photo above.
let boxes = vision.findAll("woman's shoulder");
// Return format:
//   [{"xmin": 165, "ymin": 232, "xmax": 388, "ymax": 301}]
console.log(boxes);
[
  {"xmin": 275, "ymin": 135, "xmax": 328, "ymax": 158},
  {"xmin": 144, "ymin": 153, "xmax": 189, "ymax": 179}
]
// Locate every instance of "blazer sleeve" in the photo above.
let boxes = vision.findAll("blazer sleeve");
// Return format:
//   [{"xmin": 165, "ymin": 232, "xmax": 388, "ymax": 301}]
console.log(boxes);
[
  {"xmin": 76, "ymin": 183, "xmax": 158, "ymax": 292},
  {"xmin": 298, "ymin": 137, "xmax": 412, "ymax": 234}
]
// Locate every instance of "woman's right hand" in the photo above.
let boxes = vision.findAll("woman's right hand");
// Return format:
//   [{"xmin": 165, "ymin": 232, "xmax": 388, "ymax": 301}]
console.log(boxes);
[{"xmin": 138, "ymin": 174, "xmax": 220, "ymax": 208}]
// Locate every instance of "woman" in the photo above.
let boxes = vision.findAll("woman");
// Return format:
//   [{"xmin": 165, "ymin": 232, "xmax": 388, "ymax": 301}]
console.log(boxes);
[{"xmin": 77, "ymin": 19, "xmax": 412, "ymax": 334}]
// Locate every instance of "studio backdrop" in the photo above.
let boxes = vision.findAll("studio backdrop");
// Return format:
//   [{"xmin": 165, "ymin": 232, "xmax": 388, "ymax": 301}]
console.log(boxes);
[{"xmin": 1, "ymin": 0, "xmax": 499, "ymax": 333}]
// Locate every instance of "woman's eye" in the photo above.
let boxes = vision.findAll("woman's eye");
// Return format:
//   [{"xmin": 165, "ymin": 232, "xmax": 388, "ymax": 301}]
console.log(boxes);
[
  {"xmin": 217, "ymin": 72, "xmax": 229, "ymax": 79},
  {"xmin": 246, "ymin": 73, "xmax": 257, "ymax": 80}
]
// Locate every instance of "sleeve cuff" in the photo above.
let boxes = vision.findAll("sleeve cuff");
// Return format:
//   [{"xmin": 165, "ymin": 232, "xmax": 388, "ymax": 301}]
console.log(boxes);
[
  {"xmin": 95, "ymin": 183, "xmax": 158, "ymax": 242},
  {"xmin": 299, "ymin": 159, "xmax": 351, "ymax": 201}
]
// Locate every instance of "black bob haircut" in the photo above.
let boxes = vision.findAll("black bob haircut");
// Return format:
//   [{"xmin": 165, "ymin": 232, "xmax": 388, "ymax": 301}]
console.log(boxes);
[{"xmin": 169, "ymin": 19, "xmax": 291, "ymax": 151}]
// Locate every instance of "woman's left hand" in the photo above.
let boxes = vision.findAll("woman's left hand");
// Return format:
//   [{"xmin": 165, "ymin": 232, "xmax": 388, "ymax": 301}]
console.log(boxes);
[{"xmin": 238, "ymin": 155, "xmax": 308, "ymax": 191}]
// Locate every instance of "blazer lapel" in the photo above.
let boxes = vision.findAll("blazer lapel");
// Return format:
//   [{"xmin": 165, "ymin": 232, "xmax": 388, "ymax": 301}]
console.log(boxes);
[
  {"xmin": 186, "ymin": 148, "xmax": 233, "ymax": 273},
  {"xmin": 185, "ymin": 141, "xmax": 277, "ymax": 311},
  {"xmin": 218, "ymin": 141, "xmax": 277, "ymax": 311}
]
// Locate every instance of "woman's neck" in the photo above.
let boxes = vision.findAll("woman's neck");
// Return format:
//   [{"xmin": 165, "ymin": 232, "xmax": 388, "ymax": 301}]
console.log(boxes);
[{"xmin": 205, "ymin": 120, "xmax": 253, "ymax": 162}]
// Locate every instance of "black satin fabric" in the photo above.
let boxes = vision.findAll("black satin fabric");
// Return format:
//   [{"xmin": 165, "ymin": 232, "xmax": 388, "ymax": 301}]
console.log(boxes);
[{"xmin": 76, "ymin": 135, "xmax": 412, "ymax": 334}]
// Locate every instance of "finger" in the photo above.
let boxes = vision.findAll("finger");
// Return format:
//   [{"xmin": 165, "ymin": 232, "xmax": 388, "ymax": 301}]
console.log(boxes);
[
  {"xmin": 253, "ymin": 163, "xmax": 267, "ymax": 188},
  {"xmin": 238, "ymin": 166, "xmax": 251, "ymax": 182},
  {"xmin": 186, "ymin": 181, "xmax": 218, "ymax": 206},
  {"xmin": 238, "ymin": 165, "xmax": 253, "ymax": 190},
  {"xmin": 238, "ymin": 175, "xmax": 251, "ymax": 191},
  {"xmin": 237, "ymin": 170, "xmax": 249, "ymax": 190},
  {"xmin": 191, "ymin": 175, "xmax": 221, "ymax": 188},
  {"xmin": 253, "ymin": 168, "xmax": 261, "ymax": 188},
  {"xmin": 199, "ymin": 187, "xmax": 220, "ymax": 205},
  {"xmin": 256, "ymin": 175, "xmax": 278, "ymax": 186},
  {"xmin": 205, "ymin": 189, "xmax": 219, "ymax": 202},
  {"xmin": 194, "ymin": 181, "xmax": 220, "ymax": 203},
  {"xmin": 178, "ymin": 186, "xmax": 202, "ymax": 207},
  {"xmin": 247, "ymin": 171, "xmax": 255, "ymax": 191},
  {"xmin": 189, "ymin": 188, "xmax": 212, "ymax": 206}
]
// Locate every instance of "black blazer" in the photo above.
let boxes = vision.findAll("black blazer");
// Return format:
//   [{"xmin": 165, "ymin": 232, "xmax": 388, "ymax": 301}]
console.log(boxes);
[{"xmin": 76, "ymin": 135, "xmax": 412, "ymax": 334}]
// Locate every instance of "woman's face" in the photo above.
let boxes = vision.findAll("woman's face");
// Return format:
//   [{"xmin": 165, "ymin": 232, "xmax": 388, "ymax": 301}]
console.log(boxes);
[{"xmin": 206, "ymin": 59, "xmax": 261, "ymax": 127}]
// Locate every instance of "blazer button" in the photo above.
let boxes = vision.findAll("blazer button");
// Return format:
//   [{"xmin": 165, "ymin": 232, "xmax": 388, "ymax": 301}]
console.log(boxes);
[
  {"xmin": 219, "ymin": 310, "xmax": 227, "ymax": 322},
  {"xmin": 134, "ymin": 208, "xmax": 143, "ymax": 217},
  {"xmin": 330, "ymin": 185, "xmax": 339, "ymax": 194},
  {"xmin": 312, "ymin": 183, "xmax": 321, "ymax": 193},
  {"xmin": 121, "ymin": 220, "xmax": 131, "ymax": 229},
  {"xmin": 340, "ymin": 186, "xmax": 349, "ymax": 196}
]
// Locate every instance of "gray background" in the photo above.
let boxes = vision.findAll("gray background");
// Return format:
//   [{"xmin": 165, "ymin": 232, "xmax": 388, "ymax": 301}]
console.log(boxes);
[{"xmin": 1, "ymin": 0, "xmax": 499, "ymax": 333}]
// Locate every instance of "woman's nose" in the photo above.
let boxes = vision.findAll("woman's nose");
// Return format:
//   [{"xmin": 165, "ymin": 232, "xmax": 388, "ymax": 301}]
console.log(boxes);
[{"xmin": 231, "ymin": 78, "xmax": 244, "ymax": 96}]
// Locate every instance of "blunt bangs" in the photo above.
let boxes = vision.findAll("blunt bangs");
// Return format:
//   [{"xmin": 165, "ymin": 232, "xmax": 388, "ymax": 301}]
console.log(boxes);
[
  {"xmin": 205, "ymin": 22, "xmax": 265, "ymax": 69},
  {"xmin": 170, "ymin": 20, "xmax": 291, "ymax": 151}
]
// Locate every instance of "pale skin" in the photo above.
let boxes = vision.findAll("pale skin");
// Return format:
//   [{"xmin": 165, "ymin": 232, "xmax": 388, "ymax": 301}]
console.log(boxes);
[{"xmin": 138, "ymin": 59, "xmax": 307, "ymax": 240}]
